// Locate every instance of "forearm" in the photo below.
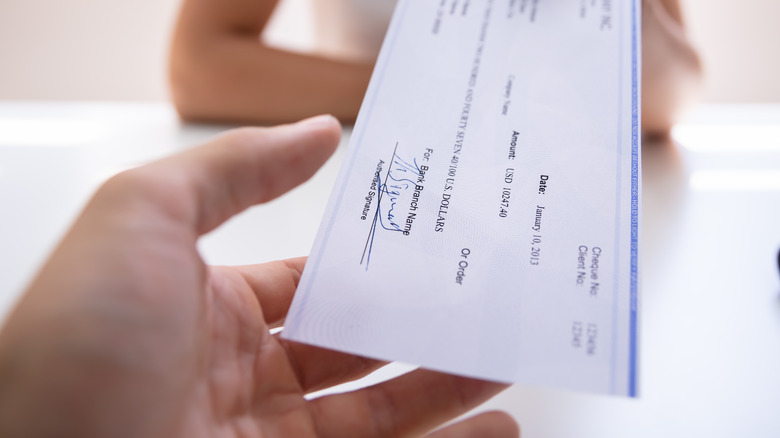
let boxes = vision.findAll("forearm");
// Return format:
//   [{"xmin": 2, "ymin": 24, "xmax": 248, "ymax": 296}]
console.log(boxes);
[{"xmin": 170, "ymin": 33, "xmax": 373, "ymax": 125}]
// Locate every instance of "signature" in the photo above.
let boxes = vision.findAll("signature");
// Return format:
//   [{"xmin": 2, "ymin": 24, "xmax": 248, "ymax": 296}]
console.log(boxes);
[
  {"xmin": 377, "ymin": 155, "xmax": 423, "ymax": 232},
  {"xmin": 361, "ymin": 143, "xmax": 426, "ymax": 270}
]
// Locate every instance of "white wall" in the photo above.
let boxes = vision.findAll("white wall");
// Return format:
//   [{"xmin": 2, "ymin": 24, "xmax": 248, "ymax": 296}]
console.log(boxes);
[
  {"xmin": 0, "ymin": 0, "xmax": 180, "ymax": 101},
  {"xmin": 0, "ymin": 0, "xmax": 777, "ymax": 103},
  {"xmin": 684, "ymin": 0, "xmax": 780, "ymax": 103}
]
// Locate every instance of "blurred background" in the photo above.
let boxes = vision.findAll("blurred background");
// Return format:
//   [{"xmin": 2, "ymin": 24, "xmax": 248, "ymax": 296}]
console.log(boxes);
[{"xmin": 0, "ymin": 0, "xmax": 778, "ymax": 104}]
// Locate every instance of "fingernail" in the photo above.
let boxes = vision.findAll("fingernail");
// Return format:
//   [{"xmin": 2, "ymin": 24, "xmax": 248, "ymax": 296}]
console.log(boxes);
[{"xmin": 296, "ymin": 114, "xmax": 339, "ymax": 130}]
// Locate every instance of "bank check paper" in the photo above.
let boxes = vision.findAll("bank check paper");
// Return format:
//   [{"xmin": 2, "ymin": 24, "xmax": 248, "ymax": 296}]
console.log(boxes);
[{"xmin": 284, "ymin": 0, "xmax": 641, "ymax": 396}]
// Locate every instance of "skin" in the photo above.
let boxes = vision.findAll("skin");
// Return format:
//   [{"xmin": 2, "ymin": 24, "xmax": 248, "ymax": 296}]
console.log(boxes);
[
  {"xmin": 169, "ymin": 0, "xmax": 701, "ymax": 136},
  {"xmin": 0, "ymin": 116, "xmax": 519, "ymax": 438},
  {"xmin": 169, "ymin": 0, "xmax": 373, "ymax": 125},
  {"xmin": 642, "ymin": 0, "xmax": 702, "ymax": 138}
]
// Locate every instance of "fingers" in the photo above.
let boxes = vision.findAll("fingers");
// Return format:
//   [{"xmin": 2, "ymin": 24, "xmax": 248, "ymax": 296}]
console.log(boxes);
[
  {"xmin": 232, "ymin": 257, "xmax": 308, "ymax": 327},
  {"xmin": 277, "ymin": 339, "xmax": 386, "ymax": 393},
  {"xmin": 310, "ymin": 369, "xmax": 509, "ymax": 438},
  {"xmin": 231, "ymin": 258, "xmax": 386, "ymax": 392},
  {"xmin": 425, "ymin": 411, "xmax": 519, "ymax": 438},
  {"xmin": 140, "ymin": 115, "xmax": 341, "ymax": 235}
]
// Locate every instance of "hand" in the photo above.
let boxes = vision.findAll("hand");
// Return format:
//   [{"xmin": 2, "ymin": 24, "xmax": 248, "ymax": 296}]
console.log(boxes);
[{"xmin": 0, "ymin": 115, "xmax": 518, "ymax": 438}]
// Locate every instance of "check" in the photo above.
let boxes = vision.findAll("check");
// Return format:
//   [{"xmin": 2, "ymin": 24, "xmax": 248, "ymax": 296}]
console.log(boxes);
[{"xmin": 284, "ymin": 0, "xmax": 641, "ymax": 397}]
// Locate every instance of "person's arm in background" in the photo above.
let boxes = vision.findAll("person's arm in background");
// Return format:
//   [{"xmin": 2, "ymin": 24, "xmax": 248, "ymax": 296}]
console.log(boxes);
[
  {"xmin": 643, "ymin": 0, "xmax": 703, "ymax": 137},
  {"xmin": 170, "ymin": 0, "xmax": 702, "ymax": 135},
  {"xmin": 169, "ymin": 0, "xmax": 373, "ymax": 125}
]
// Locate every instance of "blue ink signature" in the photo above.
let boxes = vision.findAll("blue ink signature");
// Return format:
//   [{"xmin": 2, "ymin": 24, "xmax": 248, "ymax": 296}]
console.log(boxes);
[
  {"xmin": 378, "ymin": 156, "xmax": 422, "ymax": 232},
  {"xmin": 361, "ymin": 143, "xmax": 423, "ymax": 270}
]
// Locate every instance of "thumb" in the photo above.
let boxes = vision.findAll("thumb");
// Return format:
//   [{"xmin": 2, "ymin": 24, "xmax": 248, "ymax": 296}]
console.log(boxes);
[{"xmin": 139, "ymin": 115, "xmax": 341, "ymax": 235}]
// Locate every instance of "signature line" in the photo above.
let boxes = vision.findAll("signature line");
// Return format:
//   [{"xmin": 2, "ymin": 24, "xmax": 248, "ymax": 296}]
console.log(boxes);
[{"xmin": 360, "ymin": 141, "xmax": 399, "ymax": 269}]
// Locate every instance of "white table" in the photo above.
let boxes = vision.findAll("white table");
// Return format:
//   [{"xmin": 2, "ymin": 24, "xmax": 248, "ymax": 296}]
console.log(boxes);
[{"xmin": 1, "ymin": 102, "xmax": 779, "ymax": 437}]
